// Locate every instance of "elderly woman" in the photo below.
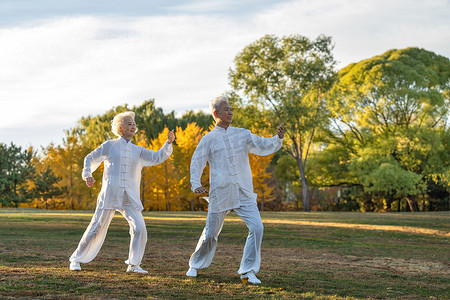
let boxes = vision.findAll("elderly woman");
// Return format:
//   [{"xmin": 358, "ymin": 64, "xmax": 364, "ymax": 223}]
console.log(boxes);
[
  {"xmin": 186, "ymin": 96, "xmax": 284, "ymax": 284},
  {"xmin": 69, "ymin": 111, "xmax": 175, "ymax": 273}
]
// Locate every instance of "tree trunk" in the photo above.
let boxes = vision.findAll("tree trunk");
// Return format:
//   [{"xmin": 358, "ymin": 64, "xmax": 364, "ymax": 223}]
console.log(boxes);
[
  {"xmin": 405, "ymin": 196, "xmax": 419, "ymax": 212},
  {"xmin": 260, "ymin": 195, "xmax": 264, "ymax": 211},
  {"xmin": 191, "ymin": 199, "xmax": 195, "ymax": 211},
  {"xmin": 164, "ymin": 162, "xmax": 170, "ymax": 211},
  {"xmin": 302, "ymin": 180, "xmax": 309, "ymax": 211},
  {"xmin": 13, "ymin": 183, "xmax": 18, "ymax": 207},
  {"xmin": 70, "ymin": 164, "xmax": 74, "ymax": 210},
  {"xmin": 296, "ymin": 157, "xmax": 310, "ymax": 212}
]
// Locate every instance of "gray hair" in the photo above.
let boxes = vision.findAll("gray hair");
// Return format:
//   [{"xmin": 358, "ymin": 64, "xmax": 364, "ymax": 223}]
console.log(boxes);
[
  {"xmin": 210, "ymin": 96, "xmax": 229, "ymax": 118},
  {"xmin": 111, "ymin": 111, "xmax": 136, "ymax": 137}
]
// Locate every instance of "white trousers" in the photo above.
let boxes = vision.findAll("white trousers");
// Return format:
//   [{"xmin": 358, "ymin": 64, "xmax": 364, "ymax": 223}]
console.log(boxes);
[
  {"xmin": 188, "ymin": 201, "xmax": 264, "ymax": 275},
  {"xmin": 69, "ymin": 193, "xmax": 147, "ymax": 266}
]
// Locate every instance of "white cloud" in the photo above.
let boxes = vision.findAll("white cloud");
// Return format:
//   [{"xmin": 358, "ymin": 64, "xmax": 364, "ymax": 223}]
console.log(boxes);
[
  {"xmin": 166, "ymin": 0, "xmax": 243, "ymax": 13},
  {"xmin": 0, "ymin": 0, "xmax": 448, "ymax": 148},
  {"xmin": 252, "ymin": 0, "xmax": 450, "ymax": 65}
]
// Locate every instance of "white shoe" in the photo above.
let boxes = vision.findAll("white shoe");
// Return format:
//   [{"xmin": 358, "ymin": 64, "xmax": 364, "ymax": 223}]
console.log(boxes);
[
  {"xmin": 186, "ymin": 267, "xmax": 197, "ymax": 277},
  {"xmin": 241, "ymin": 271, "xmax": 261, "ymax": 284},
  {"xmin": 127, "ymin": 265, "xmax": 148, "ymax": 274},
  {"xmin": 69, "ymin": 262, "xmax": 81, "ymax": 271}
]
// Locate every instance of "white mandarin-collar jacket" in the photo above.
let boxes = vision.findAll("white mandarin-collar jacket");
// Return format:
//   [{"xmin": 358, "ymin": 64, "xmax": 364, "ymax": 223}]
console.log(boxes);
[
  {"xmin": 82, "ymin": 137, "xmax": 173, "ymax": 210},
  {"xmin": 190, "ymin": 125, "xmax": 283, "ymax": 213}
]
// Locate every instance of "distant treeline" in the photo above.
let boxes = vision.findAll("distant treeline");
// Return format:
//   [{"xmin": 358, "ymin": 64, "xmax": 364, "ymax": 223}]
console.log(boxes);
[{"xmin": 1, "ymin": 34, "xmax": 449, "ymax": 211}]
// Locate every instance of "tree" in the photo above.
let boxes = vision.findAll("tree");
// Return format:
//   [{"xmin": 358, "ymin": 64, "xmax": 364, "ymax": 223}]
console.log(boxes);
[
  {"xmin": 134, "ymin": 131, "xmax": 152, "ymax": 209},
  {"xmin": 173, "ymin": 123, "xmax": 209, "ymax": 210},
  {"xmin": 134, "ymin": 100, "xmax": 177, "ymax": 141},
  {"xmin": 0, "ymin": 143, "xmax": 34, "ymax": 207},
  {"xmin": 177, "ymin": 110, "xmax": 214, "ymax": 132},
  {"xmin": 229, "ymin": 34, "xmax": 337, "ymax": 211},
  {"xmin": 349, "ymin": 151, "xmax": 426, "ymax": 211},
  {"xmin": 59, "ymin": 132, "xmax": 94, "ymax": 209},
  {"xmin": 42, "ymin": 133, "xmax": 94, "ymax": 210},
  {"xmin": 32, "ymin": 167, "xmax": 66, "ymax": 209},
  {"xmin": 138, "ymin": 128, "xmax": 180, "ymax": 211},
  {"xmin": 328, "ymin": 48, "xmax": 449, "ymax": 137},
  {"xmin": 76, "ymin": 105, "xmax": 129, "ymax": 149},
  {"xmin": 249, "ymin": 148, "xmax": 275, "ymax": 211},
  {"xmin": 326, "ymin": 47, "xmax": 450, "ymax": 211}
]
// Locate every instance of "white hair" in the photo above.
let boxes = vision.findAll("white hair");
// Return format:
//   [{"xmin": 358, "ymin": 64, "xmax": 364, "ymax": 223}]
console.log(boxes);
[
  {"xmin": 210, "ymin": 96, "xmax": 229, "ymax": 119},
  {"xmin": 111, "ymin": 111, "xmax": 137, "ymax": 137}
]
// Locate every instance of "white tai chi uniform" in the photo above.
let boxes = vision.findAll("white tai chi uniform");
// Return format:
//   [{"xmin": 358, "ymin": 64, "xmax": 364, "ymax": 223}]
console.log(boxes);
[
  {"xmin": 69, "ymin": 137, "xmax": 172, "ymax": 266},
  {"xmin": 189, "ymin": 125, "xmax": 283, "ymax": 275}
]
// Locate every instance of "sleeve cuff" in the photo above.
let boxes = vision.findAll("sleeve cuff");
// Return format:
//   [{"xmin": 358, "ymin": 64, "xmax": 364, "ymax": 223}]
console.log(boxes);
[
  {"xmin": 164, "ymin": 141, "xmax": 173, "ymax": 154},
  {"xmin": 191, "ymin": 183, "xmax": 202, "ymax": 192},
  {"xmin": 274, "ymin": 135, "xmax": 283, "ymax": 143},
  {"xmin": 82, "ymin": 172, "xmax": 92, "ymax": 180}
]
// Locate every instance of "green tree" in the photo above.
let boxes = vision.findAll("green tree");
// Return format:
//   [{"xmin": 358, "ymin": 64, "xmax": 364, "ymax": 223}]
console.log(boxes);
[
  {"xmin": 329, "ymin": 48, "xmax": 449, "ymax": 137},
  {"xmin": 229, "ymin": 34, "xmax": 337, "ymax": 211},
  {"xmin": 134, "ymin": 99, "xmax": 177, "ymax": 141},
  {"xmin": 32, "ymin": 167, "xmax": 66, "ymax": 209},
  {"xmin": 177, "ymin": 110, "xmax": 214, "ymax": 132},
  {"xmin": 349, "ymin": 151, "xmax": 426, "ymax": 211},
  {"xmin": 325, "ymin": 47, "xmax": 450, "ymax": 211},
  {"xmin": 0, "ymin": 143, "xmax": 34, "ymax": 207}
]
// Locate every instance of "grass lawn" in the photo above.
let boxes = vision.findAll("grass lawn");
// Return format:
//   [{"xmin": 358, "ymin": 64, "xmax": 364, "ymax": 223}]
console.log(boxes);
[{"xmin": 0, "ymin": 209, "xmax": 449, "ymax": 299}]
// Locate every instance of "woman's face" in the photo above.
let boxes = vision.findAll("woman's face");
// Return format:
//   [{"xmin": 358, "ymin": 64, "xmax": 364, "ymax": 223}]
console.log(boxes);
[{"xmin": 120, "ymin": 116, "xmax": 136, "ymax": 139}]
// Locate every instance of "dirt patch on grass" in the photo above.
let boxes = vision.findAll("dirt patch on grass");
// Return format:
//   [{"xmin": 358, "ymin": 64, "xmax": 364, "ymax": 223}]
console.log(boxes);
[
  {"xmin": 357, "ymin": 256, "xmax": 450, "ymax": 275},
  {"xmin": 261, "ymin": 247, "xmax": 450, "ymax": 278}
]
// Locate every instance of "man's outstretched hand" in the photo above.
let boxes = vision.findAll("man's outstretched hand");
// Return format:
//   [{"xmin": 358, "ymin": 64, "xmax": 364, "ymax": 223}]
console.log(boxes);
[
  {"xmin": 167, "ymin": 129, "xmax": 175, "ymax": 144},
  {"xmin": 85, "ymin": 177, "xmax": 95, "ymax": 187}
]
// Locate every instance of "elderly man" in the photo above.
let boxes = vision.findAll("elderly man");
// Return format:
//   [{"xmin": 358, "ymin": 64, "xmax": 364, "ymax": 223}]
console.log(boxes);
[
  {"xmin": 186, "ymin": 96, "xmax": 284, "ymax": 284},
  {"xmin": 69, "ymin": 111, "xmax": 175, "ymax": 274}
]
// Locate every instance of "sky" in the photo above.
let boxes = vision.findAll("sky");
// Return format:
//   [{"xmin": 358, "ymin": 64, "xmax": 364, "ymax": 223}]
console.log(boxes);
[{"xmin": 1, "ymin": 0, "xmax": 449, "ymax": 150}]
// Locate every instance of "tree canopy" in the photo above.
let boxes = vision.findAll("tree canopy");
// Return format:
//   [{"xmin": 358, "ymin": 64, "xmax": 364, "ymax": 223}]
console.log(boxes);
[
  {"xmin": 0, "ymin": 143, "xmax": 34, "ymax": 207},
  {"xmin": 229, "ymin": 34, "xmax": 337, "ymax": 211},
  {"xmin": 321, "ymin": 47, "xmax": 450, "ymax": 211}
]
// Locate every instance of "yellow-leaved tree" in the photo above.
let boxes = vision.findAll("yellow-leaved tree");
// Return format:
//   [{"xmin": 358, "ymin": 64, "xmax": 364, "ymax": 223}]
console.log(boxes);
[
  {"xmin": 25, "ymin": 135, "xmax": 95, "ymax": 210},
  {"xmin": 174, "ymin": 123, "xmax": 209, "ymax": 211},
  {"xmin": 136, "ymin": 128, "xmax": 180, "ymax": 211},
  {"xmin": 249, "ymin": 127, "xmax": 276, "ymax": 211}
]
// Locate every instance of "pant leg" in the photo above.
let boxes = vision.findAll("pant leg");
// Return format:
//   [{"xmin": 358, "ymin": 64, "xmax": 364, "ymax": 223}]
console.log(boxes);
[
  {"xmin": 119, "ymin": 194, "xmax": 147, "ymax": 266},
  {"xmin": 188, "ymin": 210, "xmax": 228, "ymax": 269},
  {"xmin": 69, "ymin": 206, "xmax": 116, "ymax": 263},
  {"xmin": 233, "ymin": 203, "xmax": 264, "ymax": 275}
]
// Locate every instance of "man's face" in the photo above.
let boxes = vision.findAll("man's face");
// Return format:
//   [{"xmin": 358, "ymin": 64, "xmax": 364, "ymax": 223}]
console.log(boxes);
[
  {"xmin": 215, "ymin": 101, "xmax": 233, "ymax": 125},
  {"xmin": 120, "ymin": 116, "xmax": 136, "ymax": 139}
]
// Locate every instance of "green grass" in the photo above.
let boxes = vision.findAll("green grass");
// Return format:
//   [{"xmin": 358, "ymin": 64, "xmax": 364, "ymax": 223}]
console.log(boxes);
[{"xmin": 0, "ymin": 209, "xmax": 449, "ymax": 299}]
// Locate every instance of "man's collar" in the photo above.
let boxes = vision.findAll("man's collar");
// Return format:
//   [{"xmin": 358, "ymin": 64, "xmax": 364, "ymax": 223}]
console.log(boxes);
[
  {"xmin": 214, "ymin": 125, "xmax": 232, "ymax": 132},
  {"xmin": 119, "ymin": 136, "xmax": 132, "ymax": 144}
]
